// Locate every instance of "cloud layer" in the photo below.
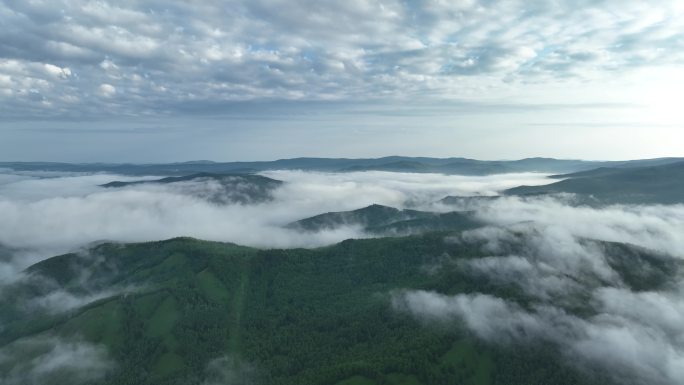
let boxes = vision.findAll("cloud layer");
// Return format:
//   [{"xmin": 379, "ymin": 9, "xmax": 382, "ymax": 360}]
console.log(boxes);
[
  {"xmin": 1, "ymin": 0, "xmax": 683, "ymax": 120},
  {"xmin": 0, "ymin": 169, "xmax": 553, "ymax": 277},
  {"xmin": 395, "ymin": 196, "xmax": 684, "ymax": 385},
  {"xmin": 394, "ymin": 289, "xmax": 684, "ymax": 385},
  {"xmin": 2, "ymin": 167, "xmax": 684, "ymax": 383}
]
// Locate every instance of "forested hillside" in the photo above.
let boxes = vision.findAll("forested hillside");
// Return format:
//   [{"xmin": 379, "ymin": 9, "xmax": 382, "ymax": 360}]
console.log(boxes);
[
  {"xmin": 2, "ymin": 233, "xmax": 674, "ymax": 385},
  {"xmin": 506, "ymin": 161, "xmax": 684, "ymax": 204}
]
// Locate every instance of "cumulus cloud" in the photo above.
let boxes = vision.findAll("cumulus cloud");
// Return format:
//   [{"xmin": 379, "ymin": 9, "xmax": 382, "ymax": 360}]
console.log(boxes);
[
  {"xmin": 0, "ymin": 0, "xmax": 682, "ymax": 119},
  {"xmin": 42, "ymin": 63, "xmax": 71, "ymax": 79},
  {"xmin": 0, "ymin": 336, "xmax": 114, "ymax": 385},
  {"xmin": 97, "ymin": 83, "xmax": 116, "ymax": 98}
]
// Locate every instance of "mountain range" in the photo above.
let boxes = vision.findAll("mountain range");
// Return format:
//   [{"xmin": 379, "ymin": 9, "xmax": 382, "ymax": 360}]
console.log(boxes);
[
  {"xmin": 506, "ymin": 160, "xmax": 684, "ymax": 204},
  {"xmin": 288, "ymin": 204, "xmax": 482, "ymax": 235},
  {"xmin": 3, "ymin": 156, "xmax": 683, "ymax": 176},
  {"xmin": 1, "ymin": 156, "xmax": 683, "ymax": 385},
  {"xmin": 101, "ymin": 173, "xmax": 283, "ymax": 204},
  {"xmin": 3, "ymin": 232, "xmax": 676, "ymax": 385}
]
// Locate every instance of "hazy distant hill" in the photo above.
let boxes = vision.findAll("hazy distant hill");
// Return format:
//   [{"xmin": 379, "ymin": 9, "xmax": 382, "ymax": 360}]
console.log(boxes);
[
  {"xmin": 2, "ymin": 234, "xmax": 673, "ymax": 385},
  {"xmin": 340, "ymin": 160, "xmax": 433, "ymax": 173},
  {"xmin": 505, "ymin": 161, "xmax": 684, "ymax": 204},
  {"xmin": 101, "ymin": 173, "xmax": 283, "ymax": 204},
  {"xmin": 288, "ymin": 204, "xmax": 431, "ymax": 230},
  {"xmin": 0, "ymin": 243, "xmax": 15, "ymax": 263},
  {"xmin": 440, "ymin": 196, "xmax": 501, "ymax": 205},
  {"xmin": 288, "ymin": 204, "xmax": 482, "ymax": 235},
  {"xmin": 4, "ymin": 156, "xmax": 682, "ymax": 176}
]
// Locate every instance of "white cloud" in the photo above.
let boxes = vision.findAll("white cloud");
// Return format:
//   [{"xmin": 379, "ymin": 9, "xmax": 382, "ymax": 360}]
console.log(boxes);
[
  {"xmin": 97, "ymin": 83, "xmax": 116, "ymax": 97},
  {"xmin": 0, "ymin": 336, "xmax": 114, "ymax": 385},
  {"xmin": 463, "ymin": 197, "xmax": 684, "ymax": 257},
  {"xmin": 0, "ymin": 170, "xmax": 552, "ymax": 272},
  {"xmin": 395, "ymin": 193, "xmax": 684, "ymax": 385},
  {"xmin": 0, "ymin": 168, "xmax": 682, "ymax": 383},
  {"xmin": 23, "ymin": 283, "xmax": 130, "ymax": 316},
  {"xmin": 394, "ymin": 290, "xmax": 684, "ymax": 385},
  {"xmin": 203, "ymin": 355, "xmax": 259, "ymax": 385},
  {"xmin": 263, "ymin": 170, "xmax": 553, "ymax": 205},
  {"xmin": 42, "ymin": 63, "xmax": 71, "ymax": 79},
  {"xmin": 0, "ymin": 1, "xmax": 682, "ymax": 119}
]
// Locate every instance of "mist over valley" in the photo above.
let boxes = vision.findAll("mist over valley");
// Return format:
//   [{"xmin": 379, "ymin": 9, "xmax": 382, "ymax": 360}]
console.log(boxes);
[
  {"xmin": 1, "ymin": 158, "xmax": 683, "ymax": 385},
  {"xmin": 2, "ymin": 0, "xmax": 683, "ymax": 383}
]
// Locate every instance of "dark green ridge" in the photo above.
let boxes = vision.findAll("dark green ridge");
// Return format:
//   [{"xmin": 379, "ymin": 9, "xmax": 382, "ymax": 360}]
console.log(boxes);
[
  {"xmin": 506, "ymin": 160, "xmax": 684, "ymax": 204},
  {"xmin": 99, "ymin": 173, "xmax": 283, "ymax": 204},
  {"xmin": 287, "ymin": 204, "xmax": 483, "ymax": 235},
  {"xmin": 1, "ymin": 233, "xmax": 678, "ymax": 385}
]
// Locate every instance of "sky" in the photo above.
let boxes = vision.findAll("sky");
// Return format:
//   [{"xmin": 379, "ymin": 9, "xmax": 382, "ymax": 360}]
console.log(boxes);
[{"xmin": 1, "ymin": 0, "xmax": 683, "ymax": 162}]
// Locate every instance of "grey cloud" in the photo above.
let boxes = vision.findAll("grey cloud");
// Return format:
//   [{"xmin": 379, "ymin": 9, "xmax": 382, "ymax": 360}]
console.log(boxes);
[{"xmin": 1, "ymin": 0, "xmax": 682, "ymax": 120}]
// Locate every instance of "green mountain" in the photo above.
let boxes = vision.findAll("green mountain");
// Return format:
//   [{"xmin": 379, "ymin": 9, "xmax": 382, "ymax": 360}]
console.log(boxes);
[
  {"xmin": 101, "ymin": 173, "xmax": 283, "ymax": 204},
  {"xmin": 440, "ymin": 196, "xmax": 501, "ymax": 207},
  {"xmin": 4, "ymin": 157, "xmax": 683, "ymax": 176},
  {"xmin": 340, "ymin": 160, "xmax": 433, "ymax": 173},
  {"xmin": 1, "ymin": 233, "xmax": 676, "ymax": 385},
  {"xmin": 505, "ymin": 161, "xmax": 684, "ymax": 204},
  {"xmin": 288, "ymin": 204, "xmax": 482, "ymax": 235}
]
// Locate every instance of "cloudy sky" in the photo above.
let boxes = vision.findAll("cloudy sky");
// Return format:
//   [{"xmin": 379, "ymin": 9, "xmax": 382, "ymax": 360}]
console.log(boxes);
[{"xmin": 1, "ymin": 0, "xmax": 683, "ymax": 162}]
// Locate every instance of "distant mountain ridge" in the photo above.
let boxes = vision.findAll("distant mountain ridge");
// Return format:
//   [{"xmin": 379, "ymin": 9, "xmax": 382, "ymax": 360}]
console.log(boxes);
[
  {"xmin": 288, "ymin": 204, "xmax": 482, "ymax": 235},
  {"xmin": 3, "ymin": 156, "xmax": 683, "ymax": 176},
  {"xmin": 506, "ymin": 160, "xmax": 684, "ymax": 204},
  {"xmin": 100, "ymin": 172, "xmax": 280, "ymax": 188},
  {"xmin": 101, "ymin": 173, "xmax": 283, "ymax": 204}
]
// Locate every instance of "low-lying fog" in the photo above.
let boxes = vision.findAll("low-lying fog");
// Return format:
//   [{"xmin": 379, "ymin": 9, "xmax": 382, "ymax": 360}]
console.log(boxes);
[
  {"xmin": 2, "ymin": 168, "xmax": 684, "ymax": 385},
  {"xmin": 0, "ymin": 170, "xmax": 551, "ymax": 268}
]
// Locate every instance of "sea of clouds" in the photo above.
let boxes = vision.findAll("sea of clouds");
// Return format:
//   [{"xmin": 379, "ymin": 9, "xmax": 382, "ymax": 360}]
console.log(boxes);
[
  {"xmin": 0, "ymin": 169, "xmax": 552, "ymax": 269},
  {"xmin": 394, "ymin": 197, "xmax": 684, "ymax": 385},
  {"xmin": 1, "ymin": 168, "xmax": 684, "ymax": 384}
]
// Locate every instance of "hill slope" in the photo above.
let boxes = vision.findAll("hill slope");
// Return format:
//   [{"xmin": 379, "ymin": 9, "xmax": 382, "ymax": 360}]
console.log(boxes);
[
  {"xmin": 4, "ymin": 157, "xmax": 683, "ymax": 176},
  {"xmin": 101, "ymin": 173, "xmax": 283, "ymax": 204},
  {"xmin": 1, "ymin": 233, "xmax": 678, "ymax": 385},
  {"xmin": 505, "ymin": 161, "xmax": 684, "ymax": 204},
  {"xmin": 288, "ymin": 204, "xmax": 482, "ymax": 234}
]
